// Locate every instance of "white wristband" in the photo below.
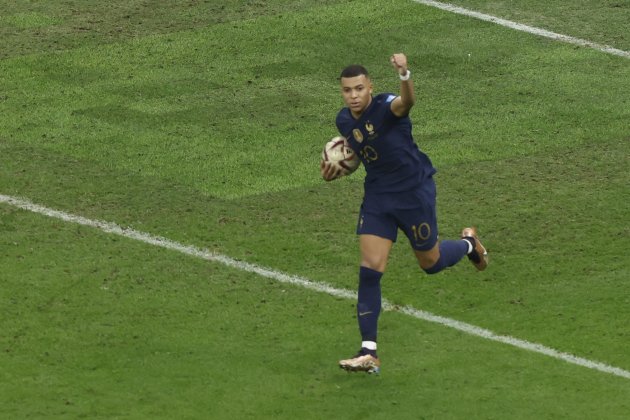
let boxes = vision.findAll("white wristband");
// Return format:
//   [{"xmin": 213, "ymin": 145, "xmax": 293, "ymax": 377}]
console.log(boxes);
[{"xmin": 399, "ymin": 70, "xmax": 411, "ymax": 81}]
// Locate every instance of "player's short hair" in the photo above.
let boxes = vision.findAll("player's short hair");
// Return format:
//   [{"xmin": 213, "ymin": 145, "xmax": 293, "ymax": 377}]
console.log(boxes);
[{"xmin": 339, "ymin": 65, "xmax": 369, "ymax": 79}]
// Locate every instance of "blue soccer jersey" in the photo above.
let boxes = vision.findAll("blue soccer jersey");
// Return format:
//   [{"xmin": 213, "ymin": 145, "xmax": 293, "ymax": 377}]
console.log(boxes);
[
  {"xmin": 336, "ymin": 93, "xmax": 439, "ymax": 246},
  {"xmin": 336, "ymin": 93, "xmax": 436, "ymax": 202}
]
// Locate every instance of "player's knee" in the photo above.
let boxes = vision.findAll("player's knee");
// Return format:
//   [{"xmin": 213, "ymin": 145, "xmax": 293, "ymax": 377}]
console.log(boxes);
[
  {"xmin": 418, "ymin": 254, "xmax": 440, "ymax": 274},
  {"xmin": 361, "ymin": 256, "xmax": 387, "ymax": 273},
  {"xmin": 422, "ymin": 262, "xmax": 441, "ymax": 275}
]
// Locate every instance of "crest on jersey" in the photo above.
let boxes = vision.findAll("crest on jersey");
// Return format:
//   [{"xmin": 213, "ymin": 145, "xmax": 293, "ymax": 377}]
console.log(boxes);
[
  {"xmin": 365, "ymin": 122, "xmax": 375, "ymax": 136},
  {"xmin": 365, "ymin": 121, "xmax": 378, "ymax": 141},
  {"xmin": 353, "ymin": 128, "xmax": 364, "ymax": 143}
]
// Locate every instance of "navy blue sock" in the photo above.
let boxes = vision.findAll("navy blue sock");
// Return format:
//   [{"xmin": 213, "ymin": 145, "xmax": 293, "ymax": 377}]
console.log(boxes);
[
  {"xmin": 357, "ymin": 266, "xmax": 383, "ymax": 343},
  {"xmin": 423, "ymin": 240, "xmax": 469, "ymax": 274}
]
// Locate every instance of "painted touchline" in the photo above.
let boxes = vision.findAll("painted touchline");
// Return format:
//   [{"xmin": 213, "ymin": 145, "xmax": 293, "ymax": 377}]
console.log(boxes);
[
  {"xmin": 412, "ymin": 0, "xmax": 630, "ymax": 59},
  {"xmin": 2, "ymin": 193, "xmax": 629, "ymax": 380}
]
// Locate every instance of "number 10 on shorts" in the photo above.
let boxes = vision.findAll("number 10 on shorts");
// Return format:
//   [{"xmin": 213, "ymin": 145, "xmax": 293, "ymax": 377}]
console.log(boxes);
[{"xmin": 411, "ymin": 222, "xmax": 431, "ymax": 242}]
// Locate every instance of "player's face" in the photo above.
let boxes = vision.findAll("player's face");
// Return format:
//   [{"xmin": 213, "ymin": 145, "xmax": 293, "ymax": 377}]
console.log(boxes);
[{"xmin": 340, "ymin": 75, "xmax": 373, "ymax": 118}]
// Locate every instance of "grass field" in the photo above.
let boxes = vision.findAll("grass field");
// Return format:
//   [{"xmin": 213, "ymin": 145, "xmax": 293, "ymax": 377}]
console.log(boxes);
[{"xmin": 1, "ymin": 0, "xmax": 629, "ymax": 418}]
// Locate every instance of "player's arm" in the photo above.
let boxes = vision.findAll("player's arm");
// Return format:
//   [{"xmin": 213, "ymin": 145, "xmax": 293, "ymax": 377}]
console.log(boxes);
[{"xmin": 389, "ymin": 53, "xmax": 415, "ymax": 117}]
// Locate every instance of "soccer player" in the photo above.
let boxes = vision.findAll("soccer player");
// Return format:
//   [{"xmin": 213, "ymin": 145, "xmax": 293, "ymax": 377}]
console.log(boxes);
[{"xmin": 321, "ymin": 53, "xmax": 488, "ymax": 374}]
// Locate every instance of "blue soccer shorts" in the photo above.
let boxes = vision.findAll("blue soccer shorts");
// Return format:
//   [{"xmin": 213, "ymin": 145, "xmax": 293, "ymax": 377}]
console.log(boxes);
[{"xmin": 356, "ymin": 180, "xmax": 439, "ymax": 251}]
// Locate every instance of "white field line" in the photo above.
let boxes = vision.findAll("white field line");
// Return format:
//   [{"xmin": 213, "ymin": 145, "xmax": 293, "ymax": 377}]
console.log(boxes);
[
  {"xmin": 412, "ymin": 0, "xmax": 630, "ymax": 59},
  {"xmin": 2, "ymin": 193, "xmax": 630, "ymax": 380}
]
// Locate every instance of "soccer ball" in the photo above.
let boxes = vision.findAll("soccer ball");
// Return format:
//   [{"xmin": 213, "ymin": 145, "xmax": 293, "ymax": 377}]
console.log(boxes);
[{"xmin": 322, "ymin": 136, "xmax": 360, "ymax": 174}]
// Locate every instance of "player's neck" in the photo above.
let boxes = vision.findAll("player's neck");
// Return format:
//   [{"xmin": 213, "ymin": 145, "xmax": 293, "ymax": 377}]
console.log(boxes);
[{"xmin": 351, "ymin": 110, "xmax": 363, "ymax": 119}]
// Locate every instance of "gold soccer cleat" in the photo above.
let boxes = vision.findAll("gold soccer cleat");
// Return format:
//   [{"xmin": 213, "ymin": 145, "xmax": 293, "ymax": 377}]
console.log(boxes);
[
  {"xmin": 339, "ymin": 353, "xmax": 381, "ymax": 374},
  {"xmin": 462, "ymin": 227, "xmax": 488, "ymax": 271}
]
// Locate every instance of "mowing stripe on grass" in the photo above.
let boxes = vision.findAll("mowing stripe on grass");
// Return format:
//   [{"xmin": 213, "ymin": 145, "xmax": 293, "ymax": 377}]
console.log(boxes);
[
  {"xmin": 412, "ymin": 0, "xmax": 630, "ymax": 59},
  {"xmin": 2, "ymin": 193, "xmax": 630, "ymax": 380}
]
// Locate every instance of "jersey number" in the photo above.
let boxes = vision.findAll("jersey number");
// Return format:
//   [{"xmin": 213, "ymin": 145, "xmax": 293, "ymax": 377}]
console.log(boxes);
[
  {"xmin": 360, "ymin": 146, "xmax": 378, "ymax": 163},
  {"xmin": 412, "ymin": 223, "xmax": 431, "ymax": 242}
]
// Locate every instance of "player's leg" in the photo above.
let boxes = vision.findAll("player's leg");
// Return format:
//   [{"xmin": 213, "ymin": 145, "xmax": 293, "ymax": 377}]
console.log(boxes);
[
  {"xmin": 411, "ymin": 227, "xmax": 488, "ymax": 273},
  {"xmin": 339, "ymin": 234, "xmax": 391, "ymax": 374},
  {"xmin": 357, "ymin": 234, "xmax": 392, "ymax": 349},
  {"xmin": 397, "ymin": 178, "xmax": 481, "ymax": 274},
  {"xmin": 359, "ymin": 233, "xmax": 393, "ymax": 272},
  {"xmin": 415, "ymin": 240, "xmax": 470, "ymax": 274},
  {"xmin": 340, "ymin": 210, "xmax": 395, "ymax": 374},
  {"xmin": 403, "ymin": 213, "xmax": 470, "ymax": 274}
]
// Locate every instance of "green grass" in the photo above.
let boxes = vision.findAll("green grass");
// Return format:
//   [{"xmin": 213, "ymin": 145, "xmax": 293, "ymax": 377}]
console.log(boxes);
[
  {"xmin": 446, "ymin": 0, "xmax": 630, "ymax": 51},
  {"xmin": 2, "ymin": 0, "xmax": 628, "ymax": 199},
  {"xmin": 1, "ymin": 0, "xmax": 630, "ymax": 418},
  {"xmin": 0, "ymin": 0, "xmax": 349, "ymax": 59},
  {"xmin": 3, "ymin": 207, "xmax": 630, "ymax": 419}
]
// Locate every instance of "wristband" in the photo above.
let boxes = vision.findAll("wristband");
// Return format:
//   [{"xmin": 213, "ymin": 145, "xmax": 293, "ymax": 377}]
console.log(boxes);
[{"xmin": 399, "ymin": 70, "xmax": 411, "ymax": 81}]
